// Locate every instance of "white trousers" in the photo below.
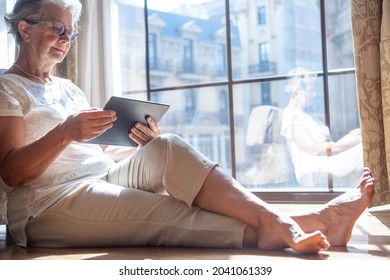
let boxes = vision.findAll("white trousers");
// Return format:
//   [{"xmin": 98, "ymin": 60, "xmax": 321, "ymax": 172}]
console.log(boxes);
[{"xmin": 26, "ymin": 134, "xmax": 246, "ymax": 248}]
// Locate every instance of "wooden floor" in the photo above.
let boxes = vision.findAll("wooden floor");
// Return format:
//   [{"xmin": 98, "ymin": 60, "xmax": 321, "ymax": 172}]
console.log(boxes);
[{"xmin": 1, "ymin": 204, "xmax": 390, "ymax": 260}]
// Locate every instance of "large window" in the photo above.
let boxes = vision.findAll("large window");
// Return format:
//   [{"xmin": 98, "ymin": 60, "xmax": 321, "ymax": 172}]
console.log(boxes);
[{"xmin": 115, "ymin": 0, "xmax": 360, "ymax": 198}]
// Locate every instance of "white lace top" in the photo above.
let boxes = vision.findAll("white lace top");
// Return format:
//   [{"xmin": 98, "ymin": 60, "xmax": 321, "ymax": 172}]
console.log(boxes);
[{"xmin": 0, "ymin": 74, "xmax": 114, "ymax": 246}]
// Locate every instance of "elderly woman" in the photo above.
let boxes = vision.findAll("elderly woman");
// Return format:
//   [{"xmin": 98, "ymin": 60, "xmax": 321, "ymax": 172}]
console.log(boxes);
[
  {"xmin": 281, "ymin": 67, "xmax": 364, "ymax": 188},
  {"xmin": 0, "ymin": 0, "xmax": 375, "ymax": 253}
]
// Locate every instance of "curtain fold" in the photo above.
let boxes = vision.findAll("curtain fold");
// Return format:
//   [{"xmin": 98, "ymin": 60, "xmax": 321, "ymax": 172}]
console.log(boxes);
[
  {"xmin": 351, "ymin": 0, "xmax": 390, "ymax": 206},
  {"xmin": 77, "ymin": 0, "xmax": 119, "ymax": 107}
]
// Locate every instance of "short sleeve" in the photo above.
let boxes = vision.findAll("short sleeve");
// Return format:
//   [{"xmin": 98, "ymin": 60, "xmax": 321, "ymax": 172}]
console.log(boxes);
[{"xmin": 0, "ymin": 78, "xmax": 24, "ymax": 117}]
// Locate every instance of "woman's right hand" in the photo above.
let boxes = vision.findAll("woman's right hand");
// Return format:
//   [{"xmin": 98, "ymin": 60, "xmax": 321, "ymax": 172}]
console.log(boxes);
[{"xmin": 63, "ymin": 108, "xmax": 117, "ymax": 143}]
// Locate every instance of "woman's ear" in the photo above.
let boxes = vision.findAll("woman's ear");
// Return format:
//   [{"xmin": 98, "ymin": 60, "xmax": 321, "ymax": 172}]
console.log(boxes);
[{"xmin": 18, "ymin": 20, "xmax": 31, "ymax": 43}]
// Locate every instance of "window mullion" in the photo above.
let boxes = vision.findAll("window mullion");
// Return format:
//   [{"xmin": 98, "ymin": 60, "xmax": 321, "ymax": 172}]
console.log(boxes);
[
  {"xmin": 144, "ymin": 0, "xmax": 151, "ymax": 99},
  {"xmin": 319, "ymin": 0, "xmax": 333, "ymax": 192},
  {"xmin": 224, "ymin": 0, "xmax": 236, "ymax": 178}
]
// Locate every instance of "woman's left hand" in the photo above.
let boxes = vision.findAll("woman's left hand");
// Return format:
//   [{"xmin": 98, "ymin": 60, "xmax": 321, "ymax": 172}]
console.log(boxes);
[{"xmin": 129, "ymin": 116, "xmax": 161, "ymax": 147}]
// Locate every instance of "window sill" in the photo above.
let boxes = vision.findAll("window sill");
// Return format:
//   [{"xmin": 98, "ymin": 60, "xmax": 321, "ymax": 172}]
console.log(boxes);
[{"xmin": 253, "ymin": 191, "xmax": 342, "ymax": 204}]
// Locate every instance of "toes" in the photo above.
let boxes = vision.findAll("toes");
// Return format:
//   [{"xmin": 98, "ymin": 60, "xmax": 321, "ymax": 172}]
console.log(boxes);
[
  {"xmin": 319, "ymin": 238, "xmax": 330, "ymax": 250},
  {"xmin": 363, "ymin": 167, "xmax": 372, "ymax": 176},
  {"xmin": 358, "ymin": 168, "xmax": 375, "ymax": 192},
  {"xmin": 366, "ymin": 178, "xmax": 375, "ymax": 193},
  {"xmin": 293, "ymin": 231, "xmax": 330, "ymax": 254}
]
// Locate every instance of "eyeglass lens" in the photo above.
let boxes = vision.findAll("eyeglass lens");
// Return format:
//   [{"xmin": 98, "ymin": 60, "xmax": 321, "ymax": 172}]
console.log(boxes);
[{"xmin": 52, "ymin": 22, "xmax": 77, "ymax": 41}]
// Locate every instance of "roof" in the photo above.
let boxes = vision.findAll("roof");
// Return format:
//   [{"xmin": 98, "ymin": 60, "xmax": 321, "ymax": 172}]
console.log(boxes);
[{"xmin": 118, "ymin": 4, "xmax": 241, "ymax": 47}]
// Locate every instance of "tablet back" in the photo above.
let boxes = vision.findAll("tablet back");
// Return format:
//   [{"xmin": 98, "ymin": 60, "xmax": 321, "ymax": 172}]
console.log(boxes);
[{"xmin": 87, "ymin": 96, "xmax": 170, "ymax": 146}]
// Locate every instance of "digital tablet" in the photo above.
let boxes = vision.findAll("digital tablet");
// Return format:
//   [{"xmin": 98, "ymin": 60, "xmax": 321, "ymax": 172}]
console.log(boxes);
[{"xmin": 87, "ymin": 96, "xmax": 170, "ymax": 147}]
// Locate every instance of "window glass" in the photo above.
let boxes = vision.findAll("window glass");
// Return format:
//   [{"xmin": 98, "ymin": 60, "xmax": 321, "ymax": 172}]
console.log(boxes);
[
  {"xmin": 117, "ymin": 0, "xmax": 147, "ymax": 95},
  {"xmin": 234, "ymin": 78, "xmax": 324, "ymax": 191},
  {"xmin": 0, "ymin": 0, "xmax": 16, "ymax": 69},
  {"xmin": 146, "ymin": 0, "xmax": 229, "ymax": 88},
  {"xmin": 325, "ymin": 0, "xmax": 355, "ymax": 69},
  {"xmin": 113, "ymin": 0, "xmax": 361, "ymax": 192},
  {"xmin": 230, "ymin": 0, "xmax": 322, "ymax": 79},
  {"xmin": 234, "ymin": 71, "xmax": 362, "ymax": 191},
  {"xmin": 328, "ymin": 73, "xmax": 360, "ymax": 139}
]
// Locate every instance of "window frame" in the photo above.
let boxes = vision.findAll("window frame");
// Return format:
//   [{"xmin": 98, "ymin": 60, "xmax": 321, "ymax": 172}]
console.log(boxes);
[{"xmin": 141, "ymin": 0, "xmax": 353, "ymax": 203}]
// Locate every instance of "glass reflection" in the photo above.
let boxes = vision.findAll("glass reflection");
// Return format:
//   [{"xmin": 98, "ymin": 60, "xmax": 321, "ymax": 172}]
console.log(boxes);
[
  {"xmin": 114, "ymin": 0, "xmax": 360, "ymax": 191},
  {"xmin": 236, "ymin": 68, "xmax": 363, "ymax": 190}
]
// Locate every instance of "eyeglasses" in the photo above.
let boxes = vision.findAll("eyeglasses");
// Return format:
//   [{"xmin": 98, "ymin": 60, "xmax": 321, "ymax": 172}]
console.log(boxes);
[{"xmin": 24, "ymin": 20, "xmax": 79, "ymax": 42}]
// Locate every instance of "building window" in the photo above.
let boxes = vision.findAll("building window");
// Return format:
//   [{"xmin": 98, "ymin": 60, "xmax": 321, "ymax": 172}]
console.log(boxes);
[
  {"xmin": 217, "ymin": 43, "xmax": 227, "ymax": 76},
  {"xmin": 148, "ymin": 33, "xmax": 157, "ymax": 70},
  {"xmin": 198, "ymin": 134, "xmax": 214, "ymax": 161},
  {"xmin": 261, "ymin": 83, "xmax": 271, "ymax": 105},
  {"xmin": 185, "ymin": 89, "xmax": 196, "ymax": 114},
  {"xmin": 257, "ymin": 6, "xmax": 266, "ymax": 25},
  {"xmin": 183, "ymin": 38, "xmax": 194, "ymax": 73},
  {"xmin": 259, "ymin": 42, "xmax": 269, "ymax": 63}
]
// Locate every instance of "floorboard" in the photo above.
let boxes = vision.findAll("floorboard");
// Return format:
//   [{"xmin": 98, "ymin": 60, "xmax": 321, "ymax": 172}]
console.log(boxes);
[{"xmin": 1, "ymin": 204, "xmax": 389, "ymax": 260}]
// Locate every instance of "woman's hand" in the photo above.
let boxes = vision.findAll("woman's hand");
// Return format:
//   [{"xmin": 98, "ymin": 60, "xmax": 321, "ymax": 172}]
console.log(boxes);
[
  {"xmin": 335, "ymin": 128, "xmax": 361, "ymax": 150},
  {"xmin": 129, "ymin": 116, "xmax": 161, "ymax": 147},
  {"xmin": 64, "ymin": 108, "xmax": 117, "ymax": 143}
]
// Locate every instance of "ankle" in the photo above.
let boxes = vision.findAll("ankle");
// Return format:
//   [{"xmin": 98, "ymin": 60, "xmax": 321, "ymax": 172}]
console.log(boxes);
[{"xmin": 242, "ymin": 226, "xmax": 258, "ymax": 248}]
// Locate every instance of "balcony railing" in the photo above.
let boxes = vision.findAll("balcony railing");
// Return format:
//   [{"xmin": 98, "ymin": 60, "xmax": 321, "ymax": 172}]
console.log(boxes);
[
  {"xmin": 149, "ymin": 59, "xmax": 175, "ymax": 73},
  {"xmin": 248, "ymin": 62, "xmax": 277, "ymax": 75},
  {"xmin": 177, "ymin": 62, "xmax": 210, "ymax": 77}
]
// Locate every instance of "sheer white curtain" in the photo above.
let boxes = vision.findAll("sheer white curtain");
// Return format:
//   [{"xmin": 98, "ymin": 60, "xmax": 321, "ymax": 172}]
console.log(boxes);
[
  {"xmin": 0, "ymin": 0, "xmax": 17, "ymax": 225},
  {"xmin": 77, "ymin": 0, "xmax": 121, "ymax": 107},
  {"xmin": 0, "ymin": 0, "xmax": 16, "ymax": 69}
]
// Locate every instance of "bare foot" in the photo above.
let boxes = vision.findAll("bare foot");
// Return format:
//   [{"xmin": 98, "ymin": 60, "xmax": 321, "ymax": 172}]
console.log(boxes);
[
  {"xmin": 291, "ymin": 167, "xmax": 375, "ymax": 246},
  {"xmin": 256, "ymin": 211, "xmax": 330, "ymax": 253}
]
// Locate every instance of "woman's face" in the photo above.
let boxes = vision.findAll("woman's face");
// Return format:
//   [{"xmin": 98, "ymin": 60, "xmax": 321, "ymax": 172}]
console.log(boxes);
[{"xmin": 24, "ymin": 3, "xmax": 75, "ymax": 66}]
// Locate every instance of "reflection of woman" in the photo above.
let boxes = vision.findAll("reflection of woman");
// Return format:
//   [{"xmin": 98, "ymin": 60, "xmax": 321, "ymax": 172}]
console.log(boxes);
[
  {"xmin": 281, "ymin": 68, "xmax": 364, "ymax": 188},
  {"xmin": 0, "ymin": 0, "xmax": 374, "ymax": 254}
]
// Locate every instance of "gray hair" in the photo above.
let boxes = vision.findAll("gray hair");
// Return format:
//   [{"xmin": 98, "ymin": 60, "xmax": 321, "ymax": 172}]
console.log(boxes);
[{"xmin": 4, "ymin": 0, "xmax": 82, "ymax": 44}]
